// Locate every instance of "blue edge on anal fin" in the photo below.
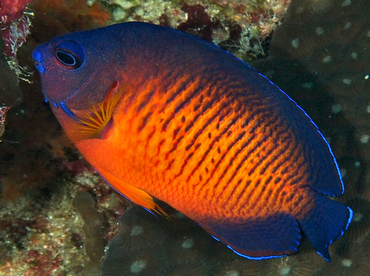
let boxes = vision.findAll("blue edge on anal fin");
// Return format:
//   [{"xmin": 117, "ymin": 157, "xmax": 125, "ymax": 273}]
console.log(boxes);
[
  {"xmin": 201, "ymin": 212, "xmax": 302, "ymax": 260},
  {"xmin": 297, "ymin": 194, "xmax": 353, "ymax": 262}
]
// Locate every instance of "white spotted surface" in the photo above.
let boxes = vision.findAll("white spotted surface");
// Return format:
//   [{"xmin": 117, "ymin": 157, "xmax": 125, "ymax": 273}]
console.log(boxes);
[
  {"xmin": 344, "ymin": 22, "xmax": 352, "ymax": 30},
  {"xmin": 353, "ymin": 212, "xmax": 363, "ymax": 222},
  {"xmin": 226, "ymin": 271, "xmax": 240, "ymax": 276},
  {"xmin": 332, "ymin": 104, "xmax": 342, "ymax": 114},
  {"xmin": 322, "ymin": 55, "xmax": 332, "ymax": 63},
  {"xmin": 316, "ymin": 27, "xmax": 324, "ymax": 35},
  {"xmin": 360, "ymin": 134, "xmax": 369, "ymax": 144},
  {"xmin": 291, "ymin": 38, "xmax": 299, "ymax": 48},
  {"xmin": 130, "ymin": 260, "xmax": 147, "ymax": 273},
  {"xmin": 181, "ymin": 238, "xmax": 194, "ymax": 249},
  {"xmin": 130, "ymin": 225, "xmax": 144, "ymax": 236},
  {"xmin": 341, "ymin": 259, "xmax": 353, "ymax": 267},
  {"xmin": 342, "ymin": 78, "xmax": 352, "ymax": 85},
  {"xmin": 341, "ymin": 0, "xmax": 351, "ymax": 6}
]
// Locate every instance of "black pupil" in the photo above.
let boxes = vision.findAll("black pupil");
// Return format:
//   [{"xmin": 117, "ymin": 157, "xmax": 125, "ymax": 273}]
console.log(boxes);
[{"xmin": 56, "ymin": 50, "xmax": 77, "ymax": 67}]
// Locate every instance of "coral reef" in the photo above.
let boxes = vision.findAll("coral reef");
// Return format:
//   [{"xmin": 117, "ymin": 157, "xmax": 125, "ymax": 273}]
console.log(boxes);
[
  {"xmin": 0, "ymin": 36, "xmax": 23, "ymax": 137},
  {"xmin": 29, "ymin": 0, "xmax": 111, "ymax": 42},
  {"xmin": 73, "ymin": 191, "xmax": 105, "ymax": 274},
  {"xmin": 0, "ymin": 184, "xmax": 86, "ymax": 276},
  {"xmin": 0, "ymin": 162, "xmax": 128, "ymax": 275},
  {"xmin": 0, "ymin": 0, "xmax": 33, "ymax": 137},
  {"xmin": 0, "ymin": 37, "xmax": 23, "ymax": 108},
  {"xmin": 102, "ymin": 0, "xmax": 290, "ymax": 61},
  {"xmin": 0, "ymin": 0, "xmax": 115, "ymax": 274},
  {"xmin": 0, "ymin": 0, "xmax": 34, "ymax": 58},
  {"xmin": 319, "ymin": 239, "xmax": 370, "ymax": 276}
]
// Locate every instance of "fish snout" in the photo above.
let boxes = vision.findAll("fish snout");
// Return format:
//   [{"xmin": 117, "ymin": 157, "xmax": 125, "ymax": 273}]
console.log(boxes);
[{"xmin": 32, "ymin": 47, "xmax": 45, "ymax": 74}]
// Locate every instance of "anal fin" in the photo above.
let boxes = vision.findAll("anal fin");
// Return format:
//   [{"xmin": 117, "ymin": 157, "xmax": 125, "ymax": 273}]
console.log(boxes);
[{"xmin": 201, "ymin": 212, "xmax": 301, "ymax": 260}]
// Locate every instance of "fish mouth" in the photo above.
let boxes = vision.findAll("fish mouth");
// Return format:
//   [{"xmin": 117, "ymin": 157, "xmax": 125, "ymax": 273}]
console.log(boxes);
[{"xmin": 32, "ymin": 48, "xmax": 46, "ymax": 74}]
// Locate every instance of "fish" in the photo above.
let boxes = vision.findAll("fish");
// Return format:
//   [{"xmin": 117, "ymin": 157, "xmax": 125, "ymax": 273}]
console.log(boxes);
[{"xmin": 32, "ymin": 22, "xmax": 353, "ymax": 261}]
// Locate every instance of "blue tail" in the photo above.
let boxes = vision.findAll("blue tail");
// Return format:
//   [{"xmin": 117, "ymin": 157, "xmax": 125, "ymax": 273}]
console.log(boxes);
[{"xmin": 297, "ymin": 194, "xmax": 353, "ymax": 261}]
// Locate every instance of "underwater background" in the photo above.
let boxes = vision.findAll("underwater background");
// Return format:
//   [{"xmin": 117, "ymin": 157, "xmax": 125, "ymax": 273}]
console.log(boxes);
[{"xmin": 0, "ymin": 0, "xmax": 369, "ymax": 275}]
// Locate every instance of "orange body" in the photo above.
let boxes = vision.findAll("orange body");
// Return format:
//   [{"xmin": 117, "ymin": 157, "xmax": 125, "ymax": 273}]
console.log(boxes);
[{"xmin": 56, "ymin": 74, "xmax": 312, "ymax": 224}]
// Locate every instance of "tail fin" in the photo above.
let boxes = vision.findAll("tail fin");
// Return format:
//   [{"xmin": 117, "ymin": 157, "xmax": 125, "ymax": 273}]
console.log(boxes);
[{"xmin": 297, "ymin": 194, "xmax": 353, "ymax": 261}]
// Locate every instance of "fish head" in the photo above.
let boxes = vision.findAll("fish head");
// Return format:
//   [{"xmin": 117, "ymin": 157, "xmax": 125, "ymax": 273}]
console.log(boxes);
[
  {"xmin": 32, "ymin": 29, "xmax": 126, "ymax": 114},
  {"xmin": 32, "ymin": 27, "xmax": 137, "ymax": 142}
]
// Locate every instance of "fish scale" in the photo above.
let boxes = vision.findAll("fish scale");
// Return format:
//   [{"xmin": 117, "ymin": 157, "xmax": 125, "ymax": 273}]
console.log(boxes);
[{"xmin": 33, "ymin": 22, "xmax": 352, "ymax": 261}]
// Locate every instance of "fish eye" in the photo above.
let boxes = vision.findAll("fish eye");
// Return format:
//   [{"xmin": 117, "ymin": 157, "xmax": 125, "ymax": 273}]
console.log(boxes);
[
  {"xmin": 55, "ymin": 50, "xmax": 80, "ymax": 68},
  {"xmin": 54, "ymin": 40, "xmax": 85, "ymax": 70}
]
